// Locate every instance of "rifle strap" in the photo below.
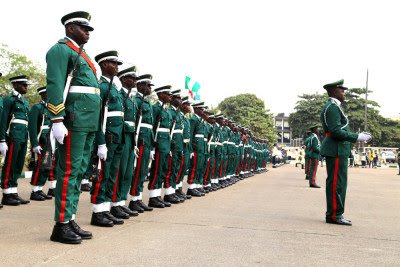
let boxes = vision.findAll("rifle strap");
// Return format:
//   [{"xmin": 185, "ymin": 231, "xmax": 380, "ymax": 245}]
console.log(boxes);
[{"xmin": 64, "ymin": 41, "xmax": 97, "ymax": 76}]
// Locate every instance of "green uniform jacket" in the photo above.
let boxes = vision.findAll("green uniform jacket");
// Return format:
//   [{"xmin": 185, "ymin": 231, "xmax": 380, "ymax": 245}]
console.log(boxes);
[
  {"xmin": 304, "ymin": 136, "xmax": 311, "ymax": 158},
  {"xmin": 220, "ymin": 126, "xmax": 228, "ymax": 155},
  {"xmin": 308, "ymin": 133, "xmax": 321, "ymax": 159},
  {"xmin": 28, "ymin": 101, "xmax": 51, "ymax": 148},
  {"xmin": 0, "ymin": 93, "xmax": 30, "ymax": 142},
  {"xmin": 170, "ymin": 106, "xmax": 183, "ymax": 151},
  {"xmin": 182, "ymin": 114, "xmax": 192, "ymax": 153},
  {"xmin": 320, "ymin": 98, "xmax": 358, "ymax": 157},
  {"xmin": 45, "ymin": 38, "xmax": 100, "ymax": 132},
  {"xmin": 97, "ymin": 77, "xmax": 124, "ymax": 145},
  {"xmin": 208, "ymin": 124, "xmax": 217, "ymax": 156},
  {"xmin": 121, "ymin": 88, "xmax": 137, "ymax": 134},
  {"xmin": 152, "ymin": 101, "xmax": 172, "ymax": 153},
  {"xmin": 189, "ymin": 114, "xmax": 205, "ymax": 153},
  {"xmin": 135, "ymin": 93, "xmax": 154, "ymax": 147}
]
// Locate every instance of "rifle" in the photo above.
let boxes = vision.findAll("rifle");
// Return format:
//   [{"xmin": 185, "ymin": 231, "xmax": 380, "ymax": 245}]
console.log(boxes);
[
  {"xmin": 169, "ymin": 106, "xmax": 180, "ymax": 141},
  {"xmin": 39, "ymin": 105, "xmax": 53, "ymax": 170},
  {"xmin": 133, "ymin": 99, "xmax": 144, "ymax": 168},
  {"xmin": 93, "ymin": 76, "xmax": 114, "ymax": 182},
  {"xmin": 63, "ymin": 45, "xmax": 84, "ymax": 104},
  {"xmin": 153, "ymin": 103, "xmax": 165, "ymax": 143}
]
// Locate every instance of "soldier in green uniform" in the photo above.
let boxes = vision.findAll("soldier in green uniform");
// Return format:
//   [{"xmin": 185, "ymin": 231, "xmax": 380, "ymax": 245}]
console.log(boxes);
[
  {"xmin": 148, "ymin": 85, "xmax": 175, "ymax": 207},
  {"xmin": 47, "ymin": 11, "xmax": 98, "ymax": 244},
  {"xmin": 200, "ymin": 110, "xmax": 212, "ymax": 193},
  {"xmin": 307, "ymin": 125, "xmax": 321, "ymax": 188},
  {"xmin": 168, "ymin": 89, "xmax": 186, "ymax": 201},
  {"xmin": 320, "ymin": 79, "xmax": 371, "ymax": 226},
  {"xmin": 204, "ymin": 113, "xmax": 218, "ymax": 191},
  {"xmin": 0, "ymin": 75, "xmax": 31, "ymax": 206},
  {"xmin": 114, "ymin": 66, "xmax": 139, "ymax": 217},
  {"xmin": 213, "ymin": 115, "xmax": 224, "ymax": 185},
  {"xmin": 187, "ymin": 101, "xmax": 206, "ymax": 197},
  {"xmin": 176, "ymin": 96, "xmax": 193, "ymax": 198},
  {"xmin": 90, "ymin": 51, "xmax": 126, "ymax": 226},
  {"xmin": 28, "ymin": 86, "xmax": 53, "ymax": 201},
  {"xmin": 128, "ymin": 74, "xmax": 154, "ymax": 213},
  {"xmin": 304, "ymin": 131, "xmax": 311, "ymax": 180}
]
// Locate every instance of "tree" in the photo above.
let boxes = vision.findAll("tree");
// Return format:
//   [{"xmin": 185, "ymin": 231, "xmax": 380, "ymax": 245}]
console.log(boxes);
[
  {"xmin": 217, "ymin": 94, "xmax": 276, "ymax": 146},
  {"xmin": 0, "ymin": 44, "xmax": 45, "ymax": 105}
]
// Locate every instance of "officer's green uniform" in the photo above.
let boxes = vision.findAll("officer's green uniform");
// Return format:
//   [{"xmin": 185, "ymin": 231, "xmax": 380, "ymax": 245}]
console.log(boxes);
[
  {"xmin": 219, "ymin": 126, "xmax": 228, "ymax": 179},
  {"xmin": 130, "ymin": 91, "xmax": 153, "ymax": 201},
  {"xmin": 91, "ymin": 76, "xmax": 124, "ymax": 210},
  {"xmin": 0, "ymin": 91, "xmax": 30, "ymax": 192},
  {"xmin": 202, "ymin": 120, "xmax": 214, "ymax": 187},
  {"xmin": 320, "ymin": 80, "xmax": 358, "ymax": 222},
  {"xmin": 177, "ymin": 112, "xmax": 191, "ymax": 188},
  {"xmin": 188, "ymin": 113, "xmax": 206, "ymax": 189},
  {"xmin": 213, "ymin": 122, "xmax": 222, "ymax": 182},
  {"xmin": 148, "ymin": 101, "xmax": 172, "ymax": 196},
  {"xmin": 29, "ymin": 99, "xmax": 51, "ymax": 189},
  {"xmin": 226, "ymin": 127, "xmax": 236, "ymax": 178},
  {"xmin": 169, "ymin": 105, "xmax": 184, "ymax": 192},
  {"xmin": 46, "ymin": 37, "xmax": 100, "ymax": 222},
  {"xmin": 304, "ymin": 134, "xmax": 311, "ymax": 179},
  {"xmin": 116, "ymin": 88, "xmax": 137, "ymax": 205},
  {"xmin": 307, "ymin": 132, "xmax": 320, "ymax": 186}
]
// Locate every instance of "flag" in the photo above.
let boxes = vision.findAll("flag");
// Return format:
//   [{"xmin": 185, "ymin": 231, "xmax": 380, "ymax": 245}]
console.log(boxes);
[{"xmin": 185, "ymin": 76, "xmax": 201, "ymax": 100}]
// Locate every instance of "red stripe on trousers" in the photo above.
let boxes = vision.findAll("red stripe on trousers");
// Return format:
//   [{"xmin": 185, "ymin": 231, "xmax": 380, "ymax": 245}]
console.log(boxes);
[
  {"xmin": 203, "ymin": 159, "xmax": 210, "ymax": 185},
  {"xmin": 91, "ymin": 160, "xmax": 104, "ymax": 203},
  {"xmin": 332, "ymin": 157, "xmax": 339, "ymax": 221},
  {"xmin": 165, "ymin": 155, "xmax": 173, "ymax": 188},
  {"xmin": 130, "ymin": 146, "xmax": 143, "ymax": 196},
  {"xmin": 224, "ymin": 158, "xmax": 228, "ymax": 177},
  {"xmin": 312, "ymin": 159, "xmax": 318, "ymax": 185},
  {"xmin": 112, "ymin": 166, "xmax": 120, "ymax": 202},
  {"xmin": 188, "ymin": 153, "xmax": 197, "ymax": 184},
  {"xmin": 49, "ymin": 157, "xmax": 56, "ymax": 181},
  {"xmin": 176, "ymin": 155, "xmax": 184, "ymax": 184},
  {"xmin": 219, "ymin": 159, "xmax": 223, "ymax": 177},
  {"xmin": 59, "ymin": 132, "xmax": 72, "ymax": 222},
  {"xmin": 212, "ymin": 158, "xmax": 217, "ymax": 179},
  {"xmin": 3, "ymin": 141, "xmax": 14, "ymax": 189},
  {"xmin": 307, "ymin": 159, "xmax": 312, "ymax": 176},
  {"xmin": 149, "ymin": 151, "xmax": 160, "ymax": 190},
  {"xmin": 32, "ymin": 153, "xmax": 42, "ymax": 185}
]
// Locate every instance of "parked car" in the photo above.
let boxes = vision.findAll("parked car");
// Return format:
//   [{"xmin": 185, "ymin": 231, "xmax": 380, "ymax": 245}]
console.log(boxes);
[{"xmin": 382, "ymin": 151, "xmax": 396, "ymax": 163}]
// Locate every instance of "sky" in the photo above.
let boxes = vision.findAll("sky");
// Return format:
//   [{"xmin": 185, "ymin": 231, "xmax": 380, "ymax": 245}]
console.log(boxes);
[{"xmin": 1, "ymin": 0, "xmax": 399, "ymax": 118}]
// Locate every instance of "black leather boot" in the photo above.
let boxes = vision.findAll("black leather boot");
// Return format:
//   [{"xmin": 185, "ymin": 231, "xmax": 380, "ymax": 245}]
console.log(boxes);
[
  {"xmin": 47, "ymin": 188, "xmax": 55, "ymax": 197},
  {"xmin": 90, "ymin": 212, "xmax": 114, "ymax": 227},
  {"xmin": 139, "ymin": 200, "xmax": 153, "ymax": 211},
  {"xmin": 104, "ymin": 211, "xmax": 124, "ymax": 224},
  {"xmin": 12, "ymin": 194, "xmax": 30, "ymax": 204},
  {"xmin": 38, "ymin": 190, "xmax": 52, "ymax": 200},
  {"xmin": 129, "ymin": 200, "xmax": 145, "ymax": 213},
  {"xmin": 164, "ymin": 194, "xmax": 180, "ymax": 204},
  {"xmin": 120, "ymin": 205, "xmax": 139, "ymax": 216},
  {"xmin": 157, "ymin": 196, "xmax": 171, "ymax": 207},
  {"xmin": 148, "ymin": 197, "xmax": 165, "ymax": 208},
  {"xmin": 50, "ymin": 222, "xmax": 82, "ymax": 244},
  {"xmin": 30, "ymin": 191, "xmax": 46, "ymax": 201},
  {"xmin": 69, "ymin": 220, "xmax": 92, "ymax": 239},
  {"xmin": 2, "ymin": 193, "xmax": 20, "ymax": 206},
  {"xmin": 110, "ymin": 206, "xmax": 130, "ymax": 219},
  {"xmin": 187, "ymin": 189, "xmax": 202, "ymax": 197}
]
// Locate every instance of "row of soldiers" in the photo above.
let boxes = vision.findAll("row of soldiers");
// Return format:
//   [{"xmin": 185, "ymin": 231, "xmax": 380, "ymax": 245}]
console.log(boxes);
[{"xmin": 0, "ymin": 11, "xmax": 269, "ymax": 245}]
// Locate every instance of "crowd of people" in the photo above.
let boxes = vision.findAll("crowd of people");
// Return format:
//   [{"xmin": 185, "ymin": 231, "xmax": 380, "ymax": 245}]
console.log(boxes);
[{"xmin": 0, "ymin": 11, "xmax": 270, "ymax": 245}]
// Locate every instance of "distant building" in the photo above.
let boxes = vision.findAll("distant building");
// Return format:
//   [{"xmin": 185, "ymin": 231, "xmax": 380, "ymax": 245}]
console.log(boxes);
[{"xmin": 274, "ymin": 113, "xmax": 291, "ymax": 145}]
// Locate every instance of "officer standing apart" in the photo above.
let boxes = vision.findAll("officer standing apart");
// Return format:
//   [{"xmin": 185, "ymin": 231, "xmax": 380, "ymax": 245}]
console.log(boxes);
[
  {"xmin": 320, "ymin": 79, "xmax": 371, "ymax": 226},
  {"xmin": 47, "ymin": 11, "xmax": 99, "ymax": 244},
  {"xmin": 28, "ymin": 86, "xmax": 53, "ymax": 201},
  {"xmin": 307, "ymin": 125, "xmax": 321, "ymax": 188},
  {"xmin": 0, "ymin": 75, "xmax": 31, "ymax": 206}
]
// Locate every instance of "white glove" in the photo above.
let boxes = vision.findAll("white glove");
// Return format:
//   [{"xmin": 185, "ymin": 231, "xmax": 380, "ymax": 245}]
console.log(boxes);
[
  {"xmin": 190, "ymin": 152, "xmax": 194, "ymax": 159},
  {"xmin": 169, "ymin": 151, "xmax": 172, "ymax": 157},
  {"xmin": 134, "ymin": 146, "xmax": 139, "ymax": 158},
  {"xmin": 150, "ymin": 150, "xmax": 155, "ymax": 160},
  {"xmin": 52, "ymin": 122, "xmax": 68, "ymax": 144},
  {"xmin": 97, "ymin": 144, "xmax": 108, "ymax": 160},
  {"xmin": 0, "ymin": 142, "xmax": 8, "ymax": 156},
  {"xmin": 32, "ymin": 146, "xmax": 43, "ymax": 154},
  {"xmin": 357, "ymin": 132, "xmax": 372, "ymax": 142}
]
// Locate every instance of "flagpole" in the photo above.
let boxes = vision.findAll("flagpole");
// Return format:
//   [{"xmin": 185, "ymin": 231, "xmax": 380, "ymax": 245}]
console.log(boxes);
[{"xmin": 364, "ymin": 69, "xmax": 368, "ymax": 132}]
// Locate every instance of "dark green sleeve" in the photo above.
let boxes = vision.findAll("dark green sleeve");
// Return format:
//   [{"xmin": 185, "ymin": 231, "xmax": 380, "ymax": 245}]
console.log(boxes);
[
  {"xmin": 95, "ymin": 85, "xmax": 109, "ymax": 146},
  {"xmin": 28, "ymin": 104, "xmax": 41, "ymax": 148},
  {"xmin": 311, "ymin": 136, "xmax": 320, "ymax": 153},
  {"xmin": 0, "ymin": 98, "xmax": 12, "ymax": 141},
  {"xmin": 325, "ymin": 105, "xmax": 358, "ymax": 143}
]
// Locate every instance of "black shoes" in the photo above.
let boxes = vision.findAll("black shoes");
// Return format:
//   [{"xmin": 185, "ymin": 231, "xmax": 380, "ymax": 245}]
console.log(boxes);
[
  {"xmin": 90, "ymin": 212, "xmax": 114, "ymax": 227},
  {"xmin": 30, "ymin": 191, "xmax": 46, "ymax": 201},
  {"xmin": 138, "ymin": 200, "xmax": 153, "ymax": 211},
  {"xmin": 12, "ymin": 194, "xmax": 30, "ymax": 204},
  {"xmin": 129, "ymin": 200, "xmax": 145, "ymax": 213},
  {"xmin": 164, "ymin": 194, "xmax": 180, "ymax": 204},
  {"xmin": 310, "ymin": 184, "xmax": 321, "ymax": 188},
  {"xmin": 187, "ymin": 189, "xmax": 202, "ymax": 197},
  {"xmin": 110, "ymin": 206, "xmax": 130, "ymax": 219},
  {"xmin": 50, "ymin": 222, "xmax": 82, "ymax": 244},
  {"xmin": 149, "ymin": 197, "xmax": 165, "ymax": 208},
  {"xmin": 326, "ymin": 217, "xmax": 352, "ymax": 226},
  {"xmin": 80, "ymin": 183, "xmax": 91, "ymax": 192},
  {"xmin": 120, "ymin": 205, "xmax": 139, "ymax": 216},
  {"xmin": 39, "ymin": 190, "xmax": 53, "ymax": 199},
  {"xmin": 104, "ymin": 211, "xmax": 124, "ymax": 224},
  {"xmin": 157, "ymin": 196, "xmax": 171, "ymax": 207},
  {"xmin": 47, "ymin": 188, "xmax": 55, "ymax": 197},
  {"xmin": 69, "ymin": 220, "xmax": 92, "ymax": 239},
  {"xmin": 2, "ymin": 193, "xmax": 20, "ymax": 206}
]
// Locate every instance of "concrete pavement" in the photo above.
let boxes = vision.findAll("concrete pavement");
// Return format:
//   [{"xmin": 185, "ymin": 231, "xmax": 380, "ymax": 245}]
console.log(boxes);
[{"xmin": 0, "ymin": 165, "xmax": 399, "ymax": 266}]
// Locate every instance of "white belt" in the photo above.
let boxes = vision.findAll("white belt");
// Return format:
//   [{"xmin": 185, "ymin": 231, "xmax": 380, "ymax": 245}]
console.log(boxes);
[
  {"xmin": 140, "ymin": 123, "xmax": 153, "ymax": 129},
  {"xmin": 223, "ymin": 141, "xmax": 228, "ymax": 144},
  {"xmin": 239, "ymin": 144, "xmax": 244, "ymax": 147},
  {"xmin": 204, "ymin": 138, "xmax": 207, "ymax": 141},
  {"xmin": 172, "ymin": 129, "xmax": 183, "ymax": 134},
  {"xmin": 235, "ymin": 145, "xmax": 239, "ymax": 147},
  {"xmin": 157, "ymin": 128, "xmax": 170, "ymax": 133},
  {"xmin": 183, "ymin": 139, "xmax": 190, "ymax": 143},
  {"xmin": 195, "ymin": 134, "xmax": 204, "ymax": 138},
  {"xmin": 228, "ymin": 142, "xmax": 235, "ymax": 145},
  {"xmin": 40, "ymin": 125, "xmax": 50, "ymax": 130},
  {"xmin": 209, "ymin": 142, "xmax": 216, "ymax": 145},
  {"xmin": 125, "ymin": 121, "xmax": 134, "ymax": 127},
  {"xmin": 107, "ymin": 111, "xmax": 124, "ymax": 117},
  {"xmin": 11, "ymin": 119, "xmax": 28, "ymax": 125},
  {"xmin": 216, "ymin": 142, "xmax": 222, "ymax": 146},
  {"xmin": 69, "ymin": 86, "xmax": 100, "ymax": 95}
]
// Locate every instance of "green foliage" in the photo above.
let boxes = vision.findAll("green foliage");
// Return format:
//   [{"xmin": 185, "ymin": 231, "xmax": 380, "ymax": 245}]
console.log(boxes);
[
  {"xmin": 290, "ymin": 89, "xmax": 400, "ymax": 147},
  {"xmin": 217, "ymin": 94, "xmax": 276, "ymax": 146},
  {"xmin": 0, "ymin": 44, "xmax": 45, "ymax": 105}
]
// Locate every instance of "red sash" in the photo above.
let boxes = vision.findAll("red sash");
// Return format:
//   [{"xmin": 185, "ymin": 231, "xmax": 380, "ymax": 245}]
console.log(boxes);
[
  {"xmin": 326, "ymin": 133, "xmax": 331, "ymax": 137},
  {"xmin": 64, "ymin": 41, "xmax": 97, "ymax": 76}
]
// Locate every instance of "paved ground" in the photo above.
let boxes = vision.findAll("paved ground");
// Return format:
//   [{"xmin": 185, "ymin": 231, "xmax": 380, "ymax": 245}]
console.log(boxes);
[{"xmin": 0, "ymin": 164, "xmax": 399, "ymax": 266}]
